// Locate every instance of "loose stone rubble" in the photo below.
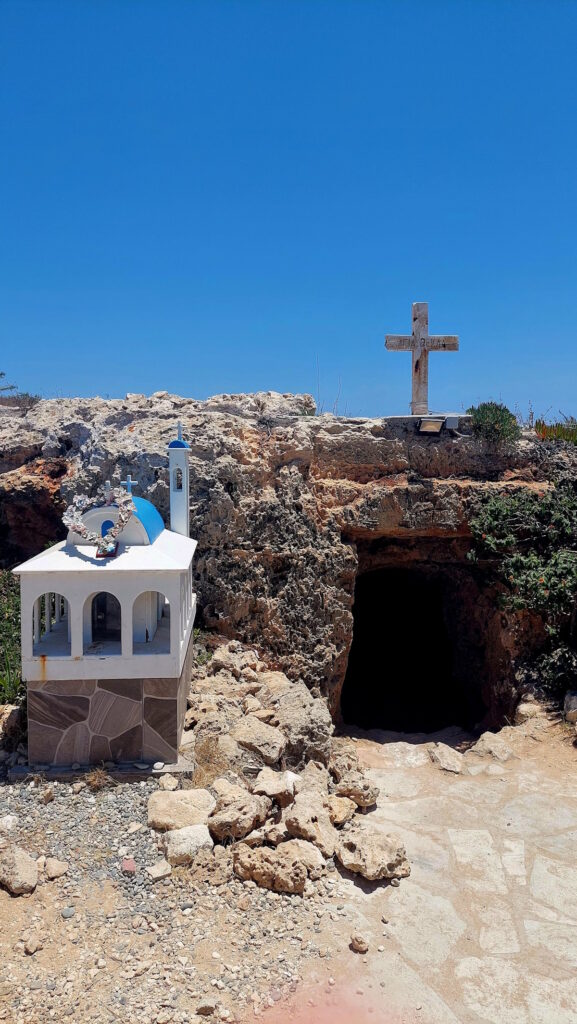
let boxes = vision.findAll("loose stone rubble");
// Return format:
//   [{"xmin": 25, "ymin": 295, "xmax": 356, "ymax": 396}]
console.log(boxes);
[{"xmin": 153, "ymin": 640, "xmax": 410, "ymax": 893}]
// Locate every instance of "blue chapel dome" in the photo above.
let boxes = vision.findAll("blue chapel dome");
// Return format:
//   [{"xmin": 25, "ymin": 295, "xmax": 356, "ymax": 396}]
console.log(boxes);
[{"xmin": 131, "ymin": 496, "xmax": 165, "ymax": 543}]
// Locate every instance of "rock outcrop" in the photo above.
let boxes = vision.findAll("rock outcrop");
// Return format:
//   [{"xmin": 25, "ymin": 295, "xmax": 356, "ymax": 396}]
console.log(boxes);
[{"xmin": 2, "ymin": 390, "xmax": 572, "ymax": 718}]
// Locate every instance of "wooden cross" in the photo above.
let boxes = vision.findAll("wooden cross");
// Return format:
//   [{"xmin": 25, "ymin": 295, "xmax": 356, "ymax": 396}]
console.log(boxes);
[{"xmin": 385, "ymin": 302, "xmax": 459, "ymax": 415}]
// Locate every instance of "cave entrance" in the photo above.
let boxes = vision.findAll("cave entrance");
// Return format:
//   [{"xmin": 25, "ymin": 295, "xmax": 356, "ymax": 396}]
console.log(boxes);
[{"xmin": 340, "ymin": 566, "xmax": 487, "ymax": 733}]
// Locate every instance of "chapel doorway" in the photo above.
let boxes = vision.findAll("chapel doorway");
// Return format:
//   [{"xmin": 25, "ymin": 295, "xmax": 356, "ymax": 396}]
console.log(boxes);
[{"xmin": 340, "ymin": 567, "xmax": 486, "ymax": 733}]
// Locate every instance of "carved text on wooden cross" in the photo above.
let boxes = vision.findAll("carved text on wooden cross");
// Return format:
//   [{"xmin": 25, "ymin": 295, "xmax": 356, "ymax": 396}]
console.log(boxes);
[{"xmin": 385, "ymin": 302, "xmax": 459, "ymax": 415}]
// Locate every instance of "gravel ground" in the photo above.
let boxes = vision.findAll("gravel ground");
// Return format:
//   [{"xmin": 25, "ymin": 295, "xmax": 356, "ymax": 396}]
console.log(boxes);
[{"xmin": 0, "ymin": 775, "xmax": 357, "ymax": 1024}]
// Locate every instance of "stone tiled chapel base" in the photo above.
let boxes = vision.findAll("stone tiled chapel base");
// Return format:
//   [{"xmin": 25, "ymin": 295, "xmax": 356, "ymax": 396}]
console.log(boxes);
[{"xmin": 27, "ymin": 636, "xmax": 194, "ymax": 767}]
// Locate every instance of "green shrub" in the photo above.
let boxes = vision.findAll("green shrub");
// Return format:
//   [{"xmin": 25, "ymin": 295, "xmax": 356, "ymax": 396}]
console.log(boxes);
[
  {"xmin": 467, "ymin": 401, "xmax": 521, "ymax": 446},
  {"xmin": 0, "ymin": 571, "xmax": 23, "ymax": 703},
  {"xmin": 469, "ymin": 482, "xmax": 577, "ymax": 701}
]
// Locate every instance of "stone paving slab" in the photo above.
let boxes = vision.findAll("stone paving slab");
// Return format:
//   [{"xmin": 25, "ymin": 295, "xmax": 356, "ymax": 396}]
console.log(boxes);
[{"xmin": 319, "ymin": 721, "xmax": 577, "ymax": 1024}]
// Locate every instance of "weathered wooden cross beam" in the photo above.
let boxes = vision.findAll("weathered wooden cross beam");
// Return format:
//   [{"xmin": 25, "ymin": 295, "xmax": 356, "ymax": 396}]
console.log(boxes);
[{"xmin": 385, "ymin": 302, "xmax": 459, "ymax": 415}]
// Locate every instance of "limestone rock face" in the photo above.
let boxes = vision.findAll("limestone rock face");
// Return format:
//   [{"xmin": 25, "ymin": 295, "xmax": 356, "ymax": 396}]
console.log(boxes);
[
  {"xmin": 147, "ymin": 789, "xmax": 216, "ymax": 831},
  {"xmin": 161, "ymin": 824, "xmax": 214, "ymax": 866},
  {"xmin": 335, "ymin": 828, "xmax": 410, "ymax": 881},
  {"xmin": 1, "ymin": 391, "xmax": 565, "ymax": 718},
  {"xmin": 208, "ymin": 794, "xmax": 272, "ymax": 841},
  {"xmin": 0, "ymin": 845, "xmax": 38, "ymax": 895},
  {"xmin": 230, "ymin": 716, "xmax": 287, "ymax": 766}
]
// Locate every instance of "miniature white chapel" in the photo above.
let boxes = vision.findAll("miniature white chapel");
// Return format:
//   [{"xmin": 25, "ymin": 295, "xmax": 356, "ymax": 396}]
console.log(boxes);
[{"xmin": 13, "ymin": 426, "xmax": 197, "ymax": 767}]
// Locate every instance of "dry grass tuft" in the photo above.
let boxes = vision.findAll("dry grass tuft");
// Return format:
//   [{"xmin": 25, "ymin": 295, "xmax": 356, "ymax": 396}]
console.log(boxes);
[
  {"xmin": 191, "ymin": 734, "xmax": 231, "ymax": 788},
  {"xmin": 85, "ymin": 766, "xmax": 113, "ymax": 792}
]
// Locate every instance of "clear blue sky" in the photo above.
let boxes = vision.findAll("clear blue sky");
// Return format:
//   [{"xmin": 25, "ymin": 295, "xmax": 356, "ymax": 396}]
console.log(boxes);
[{"xmin": 1, "ymin": 0, "xmax": 576, "ymax": 417}]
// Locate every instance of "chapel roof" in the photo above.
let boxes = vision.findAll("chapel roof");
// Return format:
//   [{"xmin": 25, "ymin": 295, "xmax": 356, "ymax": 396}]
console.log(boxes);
[{"xmin": 13, "ymin": 529, "xmax": 197, "ymax": 575}]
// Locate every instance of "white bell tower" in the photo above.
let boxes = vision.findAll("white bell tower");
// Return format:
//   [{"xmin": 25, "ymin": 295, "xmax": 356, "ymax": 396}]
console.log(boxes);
[{"xmin": 168, "ymin": 423, "xmax": 191, "ymax": 537}]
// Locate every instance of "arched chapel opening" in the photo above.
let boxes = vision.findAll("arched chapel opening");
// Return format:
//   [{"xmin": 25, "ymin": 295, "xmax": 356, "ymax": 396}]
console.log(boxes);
[
  {"xmin": 84, "ymin": 592, "xmax": 122, "ymax": 654},
  {"xmin": 339, "ymin": 538, "xmax": 502, "ymax": 734},
  {"xmin": 133, "ymin": 591, "xmax": 171, "ymax": 654}
]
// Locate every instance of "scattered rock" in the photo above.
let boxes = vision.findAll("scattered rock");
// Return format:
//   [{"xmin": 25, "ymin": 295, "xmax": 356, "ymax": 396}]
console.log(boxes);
[
  {"xmin": 232, "ymin": 843, "xmax": 308, "ymax": 894},
  {"xmin": 327, "ymin": 795, "xmax": 357, "ymax": 826},
  {"xmin": 121, "ymin": 857, "xmax": 137, "ymax": 876},
  {"xmin": 0, "ymin": 705, "xmax": 22, "ymax": 744},
  {"xmin": 61, "ymin": 907, "xmax": 75, "ymax": 919},
  {"xmin": 468, "ymin": 732, "xmax": 513, "ymax": 762},
  {"xmin": 146, "ymin": 859, "xmax": 172, "ymax": 882},
  {"xmin": 429, "ymin": 743, "xmax": 463, "ymax": 774},
  {"xmin": 147, "ymin": 789, "xmax": 216, "ymax": 830},
  {"xmin": 162, "ymin": 824, "xmax": 214, "ymax": 866},
  {"xmin": 210, "ymin": 776, "xmax": 249, "ymax": 805},
  {"xmin": 208, "ymin": 794, "xmax": 272, "ymax": 841},
  {"xmin": 284, "ymin": 791, "xmax": 337, "ymax": 857},
  {"xmin": 252, "ymin": 767, "xmax": 298, "ymax": 806},
  {"xmin": 297, "ymin": 761, "xmax": 330, "ymax": 794},
  {"xmin": 280, "ymin": 839, "xmax": 326, "ymax": 880},
  {"xmin": 41, "ymin": 786, "xmax": 55, "ymax": 804},
  {"xmin": 0, "ymin": 845, "xmax": 38, "ymax": 895},
  {"xmin": 188, "ymin": 847, "xmax": 233, "ymax": 886},
  {"xmin": 350, "ymin": 933, "xmax": 369, "ymax": 954},
  {"xmin": 230, "ymin": 716, "xmax": 287, "ymax": 766},
  {"xmin": 334, "ymin": 771, "xmax": 379, "ymax": 808},
  {"xmin": 335, "ymin": 827, "xmax": 410, "ymax": 881},
  {"xmin": 260, "ymin": 672, "xmax": 333, "ymax": 766},
  {"xmin": 564, "ymin": 691, "xmax": 577, "ymax": 724},
  {"xmin": 328, "ymin": 746, "xmax": 359, "ymax": 782},
  {"xmin": 24, "ymin": 934, "xmax": 44, "ymax": 956},
  {"xmin": 0, "ymin": 814, "xmax": 18, "ymax": 833},
  {"xmin": 158, "ymin": 774, "xmax": 179, "ymax": 792},
  {"xmin": 196, "ymin": 999, "xmax": 217, "ymax": 1016},
  {"xmin": 45, "ymin": 857, "xmax": 69, "ymax": 880}
]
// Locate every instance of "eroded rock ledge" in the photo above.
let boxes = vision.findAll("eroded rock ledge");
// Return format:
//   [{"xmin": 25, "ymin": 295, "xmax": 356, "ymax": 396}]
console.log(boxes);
[{"xmin": 2, "ymin": 391, "xmax": 575, "ymax": 719}]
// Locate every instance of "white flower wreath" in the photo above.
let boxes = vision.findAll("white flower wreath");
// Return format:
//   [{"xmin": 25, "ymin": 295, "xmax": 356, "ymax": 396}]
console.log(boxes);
[{"xmin": 63, "ymin": 485, "xmax": 136, "ymax": 555}]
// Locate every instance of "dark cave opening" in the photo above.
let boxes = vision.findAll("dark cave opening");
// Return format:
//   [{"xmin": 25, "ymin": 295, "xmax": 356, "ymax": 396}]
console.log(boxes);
[{"xmin": 340, "ymin": 566, "xmax": 488, "ymax": 733}]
